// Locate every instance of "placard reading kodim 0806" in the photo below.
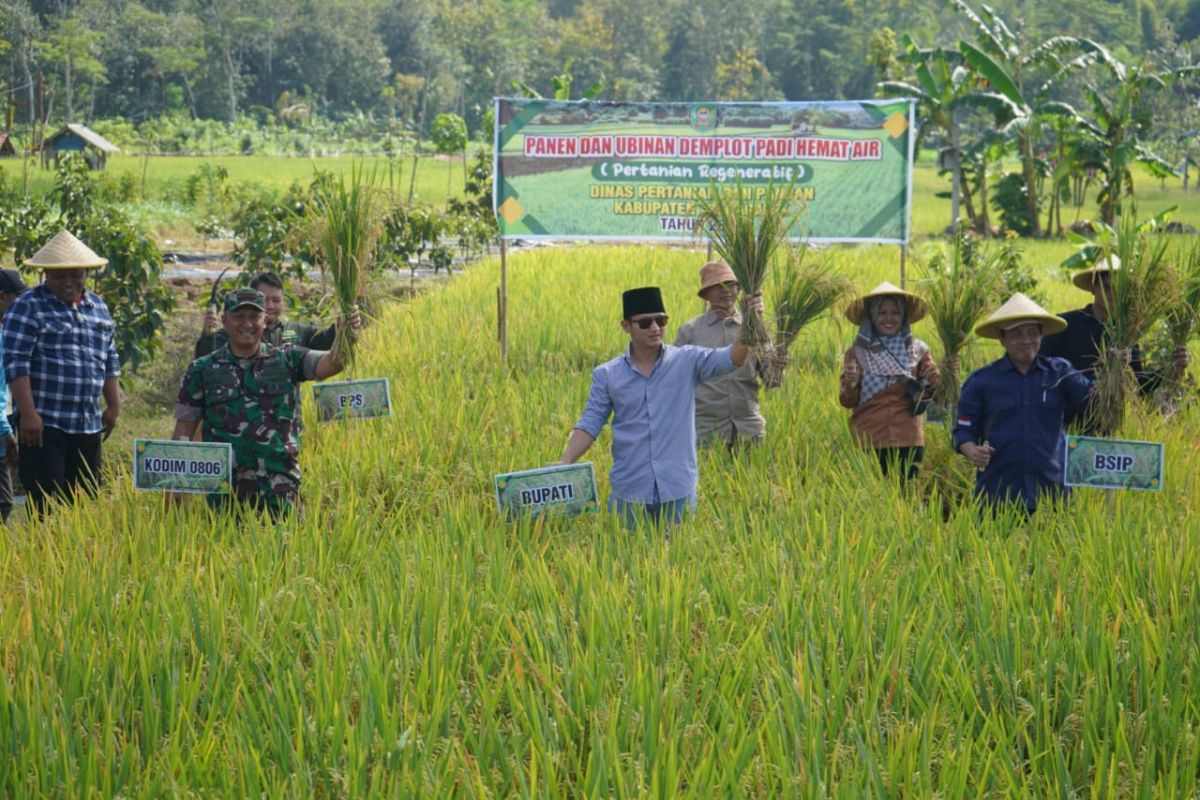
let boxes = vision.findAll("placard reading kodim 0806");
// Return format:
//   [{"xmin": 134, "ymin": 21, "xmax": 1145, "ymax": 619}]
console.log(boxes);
[{"xmin": 133, "ymin": 439, "xmax": 233, "ymax": 494}]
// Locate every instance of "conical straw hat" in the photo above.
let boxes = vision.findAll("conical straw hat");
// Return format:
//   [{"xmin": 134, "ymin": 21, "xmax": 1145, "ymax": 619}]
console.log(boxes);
[
  {"xmin": 1071, "ymin": 253, "xmax": 1120, "ymax": 292},
  {"xmin": 23, "ymin": 230, "xmax": 107, "ymax": 270},
  {"xmin": 844, "ymin": 281, "xmax": 927, "ymax": 325},
  {"xmin": 975, "ymin": 292, "xmax": 1067, "ymax": 339}
]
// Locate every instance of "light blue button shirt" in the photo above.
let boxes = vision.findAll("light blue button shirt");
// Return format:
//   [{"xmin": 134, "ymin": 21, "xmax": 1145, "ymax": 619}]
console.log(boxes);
[{"xmin": 575, "ymin": 344, "xmax": 737, "ymax": 503}]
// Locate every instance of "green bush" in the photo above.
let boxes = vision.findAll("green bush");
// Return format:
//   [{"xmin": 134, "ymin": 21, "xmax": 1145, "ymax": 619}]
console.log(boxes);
[
  {"xmin": 991, "ymin": 173, "xmax": 1035, "ymax": 236},
  {"xmin": 34, "ymin": 156, "xmax": 177, "ymax": 372}
]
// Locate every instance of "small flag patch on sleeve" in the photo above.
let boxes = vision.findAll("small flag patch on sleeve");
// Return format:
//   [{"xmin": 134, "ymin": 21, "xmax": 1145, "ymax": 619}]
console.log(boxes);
[{"xmin": 957, "ymin": 417, "xmax": 972, "ymax": 427}]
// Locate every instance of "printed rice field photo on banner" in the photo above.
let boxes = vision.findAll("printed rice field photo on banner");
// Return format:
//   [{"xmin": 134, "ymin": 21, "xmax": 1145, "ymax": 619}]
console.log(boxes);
[
  {"xmin": 132, "ymin": 439, "xmax": 233, "ymax": 494},
  {"xmin": 312, "ymin": 378, "xmax": 393, "ymax": 422},
  {"xmin": 494, "ymin": 462, "xmax": 599, "ymax": 517},
  {"xmin": 1064, "ymin": 435, "xmax": 1164, "ymax": 491},
  {"xmin": 494, "ymin": 99, "xmax": 915, "ymax": 242}
]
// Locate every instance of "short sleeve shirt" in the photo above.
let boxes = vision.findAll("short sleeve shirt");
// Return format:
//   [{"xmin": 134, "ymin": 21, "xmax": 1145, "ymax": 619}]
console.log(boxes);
[{"xmin": 176, "ymin": 343, "xmax": 322, "ymax": 504}]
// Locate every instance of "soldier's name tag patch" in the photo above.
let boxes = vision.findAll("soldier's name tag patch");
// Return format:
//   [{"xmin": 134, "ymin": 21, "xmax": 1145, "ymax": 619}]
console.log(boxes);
[
  {"xmin": 134, "ymin": 439, "xmax": 233, "ymax": 494},
  {"xmin": 313, "ymin": 378, "xmax": 392, "ymax": 422}
]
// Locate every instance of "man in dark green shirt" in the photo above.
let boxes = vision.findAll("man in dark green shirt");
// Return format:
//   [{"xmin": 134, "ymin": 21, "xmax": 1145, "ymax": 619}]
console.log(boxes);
[{"xmin": 194, "ymin": 271, "xmax": 335, "ymax": 358}]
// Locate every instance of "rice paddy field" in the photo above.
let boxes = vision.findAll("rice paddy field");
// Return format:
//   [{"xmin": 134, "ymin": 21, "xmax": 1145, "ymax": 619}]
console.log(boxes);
[{"xmin": 5, "ymin": 198, "xmax": 1200, "ymax": 794}]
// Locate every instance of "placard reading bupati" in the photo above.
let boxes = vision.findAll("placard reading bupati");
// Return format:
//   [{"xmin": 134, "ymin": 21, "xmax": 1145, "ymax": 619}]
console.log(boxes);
[
  {"xmin": 313, "ymin": 378, "xmax": 392, "ymax": 422},
  {"xmin": 133, "ymin": 439, "xmax": 232, "ymax": 494},
  {"xmin": 1064, "ymin": 436, "xmax": 1164, "ymax": 491},
  {"xmin": 494, "ymin": 99, "xmax": 914, "ymax": 243},
  {"xmin": 495, "ymin": 463, "xmax": 599, "ymax": 518}
]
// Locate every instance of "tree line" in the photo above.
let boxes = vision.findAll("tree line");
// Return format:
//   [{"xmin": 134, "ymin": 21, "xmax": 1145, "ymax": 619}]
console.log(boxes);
[
  {"xmin": 2, "ymin": 0, "xmax": 1198, "ymax": 136},
  {"xmin": 881, "ymin": 0, "xmax": 1200, "ymax": 236}
]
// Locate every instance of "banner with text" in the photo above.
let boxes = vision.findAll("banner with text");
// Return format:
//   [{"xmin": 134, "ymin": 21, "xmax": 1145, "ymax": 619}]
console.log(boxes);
[{"xmin": 493, "ymin": 98, "xmax": 914, "ymax": 244}]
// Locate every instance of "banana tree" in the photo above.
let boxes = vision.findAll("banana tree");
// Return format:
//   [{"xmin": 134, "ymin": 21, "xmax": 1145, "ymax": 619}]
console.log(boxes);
[
  {"xmin": 952, "ymin": 0, "xmax": 1101, "ymax": 238},
  {"xmin": 1078, "ymin": 47, "xmax": 1199, "ymax": 225},
  {"xmin": 879, "ymin": 35, "xmax": 1008, "ymax": 234}
]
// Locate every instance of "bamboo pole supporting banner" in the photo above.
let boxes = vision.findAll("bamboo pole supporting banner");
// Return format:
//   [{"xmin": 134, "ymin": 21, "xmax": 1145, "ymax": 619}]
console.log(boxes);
[
  {"xmin": 499, "ymin": 238, "xmax": 509, "ymax": 361},
  {"xmin": 900, "ymin": 244, "xmax": 908, "ymax": 289}
]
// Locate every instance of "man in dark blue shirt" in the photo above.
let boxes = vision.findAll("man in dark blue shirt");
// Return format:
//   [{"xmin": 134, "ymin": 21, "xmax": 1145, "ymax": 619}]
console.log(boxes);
[{"xmin": 956, "ymin": 294, "xmax": 1094, "ymax": 513}]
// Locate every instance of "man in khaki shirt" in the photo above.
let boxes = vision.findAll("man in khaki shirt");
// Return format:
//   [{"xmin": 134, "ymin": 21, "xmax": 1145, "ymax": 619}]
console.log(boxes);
[{"xmin": 675, "ymin": 260, "xmax": 787, "ymax": 446}]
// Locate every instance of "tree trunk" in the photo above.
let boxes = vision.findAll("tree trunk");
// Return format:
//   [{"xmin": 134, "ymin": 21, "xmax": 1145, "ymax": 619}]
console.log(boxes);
[
  {"xmin": 183, "ymin": 76, "xmax": 197, "ymax": 119},
  {"xmin": 961, "ymin": 168, "xmax": 978, "ymax": 229},
  {"xmin": 407, "ymin": 65, "xmax": 432, "ymax": 205},
  {"xmin": 949, "ymin": 116, "xmax": 961, "ymax": 234},
  {"xmin": 65, "ymin": 51, "xmax": 74, "ymax": 121},
  {"xmin": 979, "ymin": 161, "xmax": 991, "ymax": 235},
  {"xmin": 223, "ymin": 45, "xmax": 238, "ymax": 123},
  {"xmin": 19, "ymin": 43, "xmax": 35, "ymax": 126},
  {"xmin": 1021, "ymin": 133, "xmax": 1042, "ymax": 237}
]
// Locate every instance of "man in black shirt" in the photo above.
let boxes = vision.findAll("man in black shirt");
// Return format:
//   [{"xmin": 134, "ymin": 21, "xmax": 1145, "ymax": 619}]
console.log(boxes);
[{"xmin": 1040, "ymin": 255, "xmax": 1189, "ymax": 430}]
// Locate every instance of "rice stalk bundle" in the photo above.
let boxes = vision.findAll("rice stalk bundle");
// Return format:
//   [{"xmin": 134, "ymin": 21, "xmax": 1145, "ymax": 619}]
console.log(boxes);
[
  {"xmin": 768, "ymin": 244, "xmax": 852, "ymax": 384},
  {"xmin": 917, "ymin": 238, "xmax": 1004, "ymax": 408},
  {"xmin": 1158, "ymin": 240, "xmax": 1200, "ymax": 400},
  {"xmin": 312, "ymin": 166, "xmax": 385, "ymax": 365},
  {"xmin": 1090, "ymin": 215, "xmax": 1179, "ymax": 433},
  {"xmin": 695, "ymin": 179, "xmax": 801, "ymax": 350}
]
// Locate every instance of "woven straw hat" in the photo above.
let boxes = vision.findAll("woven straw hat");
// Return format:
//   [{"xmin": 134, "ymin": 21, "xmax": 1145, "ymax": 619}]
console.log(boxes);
[
  {"xmin": 23, "ymin": 230, "xmax": 107, "ymax": 270},
  {"xmin": 975, "ymin": 293, "xmax": 1067, "ymax": 339},
  {"xmin": 1071, "ymin": 254, "xmax": 1120, "ymax": 292},
  {"xmin": 844, "ymin": 281, "xmax": 927, "ymax": 325}
]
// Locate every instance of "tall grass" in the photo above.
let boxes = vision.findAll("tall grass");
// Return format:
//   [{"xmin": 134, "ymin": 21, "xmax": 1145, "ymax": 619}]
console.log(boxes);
[
  {"xmin": 1091, "ymin": 216, "xmax": 1179, "ymax": 433},
  {"xmin": 768, "ymin": 244, "xmax": 853, "ymax": 384},
  {"xmin": 695, "ymin": 180, "xmax": 801, "ymax": 350},
  {"xmin": 917, "ymin": 233, "xmax": 1005, "ymax": 409},
  {"xmin": 310, "ymin": 166, "xmax": 385, "ymax": 364},
  {"xmin": 1157, "ymin": 239, "xmax": 1200, "ymax": 406},
  {"xmin": 2, "ymin": 244, "xmax": 1200, "ymax": 796}
]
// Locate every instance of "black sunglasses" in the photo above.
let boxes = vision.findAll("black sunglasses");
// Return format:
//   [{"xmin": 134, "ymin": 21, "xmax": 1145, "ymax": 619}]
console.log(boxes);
[{"xmin": 631, "ymin": 314, "xmax": 669, "ymax": 330}]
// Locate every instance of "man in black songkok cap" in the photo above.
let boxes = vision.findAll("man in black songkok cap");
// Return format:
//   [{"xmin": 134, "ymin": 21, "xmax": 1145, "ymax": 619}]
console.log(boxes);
[{"xmin": 552, "ymin": 285, "xmax": 760, "ymax": 530}]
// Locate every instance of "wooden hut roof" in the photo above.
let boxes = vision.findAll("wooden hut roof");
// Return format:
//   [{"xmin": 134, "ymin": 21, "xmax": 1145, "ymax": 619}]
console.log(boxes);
[{"xmin": 47, "ymin": 124, "xmax": 121, "ymax": 153}]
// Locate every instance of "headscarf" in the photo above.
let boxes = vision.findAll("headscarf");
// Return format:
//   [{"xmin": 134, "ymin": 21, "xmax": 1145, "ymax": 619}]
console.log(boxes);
[{"xmin": 852, "ymin": 296, "xmax": 921, "ymax": 406}]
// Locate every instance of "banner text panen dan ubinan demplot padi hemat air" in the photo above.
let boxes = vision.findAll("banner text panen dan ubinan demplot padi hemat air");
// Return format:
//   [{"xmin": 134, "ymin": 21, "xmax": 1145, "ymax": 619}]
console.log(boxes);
[{"xmin": 493, "ymin": 99, "xmax": 915, "ymax": 244}]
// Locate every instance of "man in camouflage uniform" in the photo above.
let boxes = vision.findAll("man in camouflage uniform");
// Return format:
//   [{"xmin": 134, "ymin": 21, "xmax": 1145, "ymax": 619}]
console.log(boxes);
[
  {"xmin": 173, "ymin": 288, "xmax": 354, "ymax": 516},
  {"xmin": 194, "ymin": 271, "xmax": 336, "ymax": 358}
]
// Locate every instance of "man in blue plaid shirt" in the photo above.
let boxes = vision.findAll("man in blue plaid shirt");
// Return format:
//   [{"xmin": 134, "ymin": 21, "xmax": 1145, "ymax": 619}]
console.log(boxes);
[{"xmin": 1, "ymin": 231, "xmax": 121, "ymax": 516}]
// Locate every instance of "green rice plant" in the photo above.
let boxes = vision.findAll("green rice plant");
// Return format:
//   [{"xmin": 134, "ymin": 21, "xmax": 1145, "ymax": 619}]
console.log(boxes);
[
  {"xmin": 310, "ymin": 165, "xmax": 385, "ymax": 364},
  {"xmin": 1090, "ymin": 215, "xmax": 1179, "ymax": 433},
  {"xmin": 694, "ymin": 179, "xmax": 801, "ymax": 351},
  {"xmin": 768, "ymin": 243, "xmax": 852, "ymax": 384},
  {"xmin": 5, "ymin": 243, "xmax": 1200, "ymax": 797},
  {"xmin": 917, "ymin": 232, "xmax": 1005, "ymax": 409},
  {"xmin": 1156, "ymin": 239, "xmax": 1200, "ymax": 407}
]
